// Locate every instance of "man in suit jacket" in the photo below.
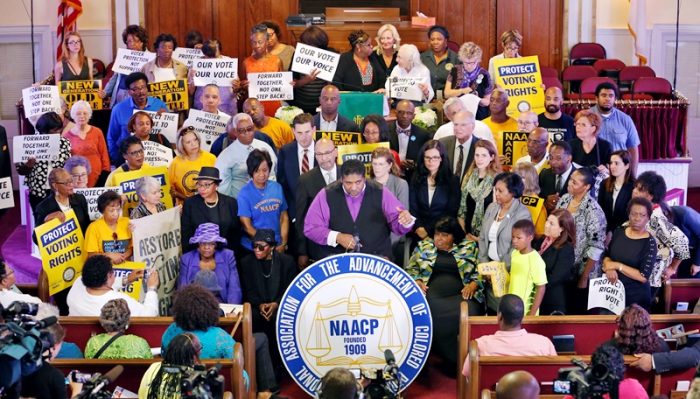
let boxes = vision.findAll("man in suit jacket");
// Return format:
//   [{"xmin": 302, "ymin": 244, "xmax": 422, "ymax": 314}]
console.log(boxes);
[
  {"xmin": 277, "ymin": 113, "xmax": 316, "ymax": 222},
  {"xmin": 389, "ymin": 100, "xmax": 431, "ymax": 179},
  {"xmin": 539, "ymin": 141, "xmax": 576, "ymax": 212},
  {"xmin": 295, "ymin": 138, "xmax": 339, "ymax": 268},
  {"xmin": 313, "ymin": 85, "xmax": 359, "ymax": 132},
  {"xmin": 439, "ymin": 111, "xmax": 480, "ymax": 184},
  {"xmin": 631, "ymin": 338, "xmax": 700, "ymax": 373}
]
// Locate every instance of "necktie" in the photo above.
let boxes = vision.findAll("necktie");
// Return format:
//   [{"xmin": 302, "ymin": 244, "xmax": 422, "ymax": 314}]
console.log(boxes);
[
  {"xmin": 555, "ymin": 174, "xmax": 562, "ymax": 193},
  {"xmin": 455, "ymin": 144, "xmax": 464, "ymax": 178},
  {"xmin": 301, "ymin": 149, "xmax": 309, "ymax": 173}
]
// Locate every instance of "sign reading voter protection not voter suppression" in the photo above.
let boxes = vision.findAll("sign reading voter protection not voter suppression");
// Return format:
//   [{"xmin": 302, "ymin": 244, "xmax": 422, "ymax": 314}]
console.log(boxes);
[{"xmin": 277, "ymin": 253, "xmax": 432, "ymax": 396}]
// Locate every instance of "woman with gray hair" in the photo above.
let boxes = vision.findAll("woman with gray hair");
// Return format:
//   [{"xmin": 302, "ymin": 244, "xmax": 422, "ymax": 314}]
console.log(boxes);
[
  {"xmin": 63, "ymin": 100, "xmax": 111, "ymax": 187},
  {"xmin": 63, "ymin": 155, "xmax": 91, "ymax": 189},
  {"xmin": 130, "ymin": 176, "xmax": 166, "ymax": 219},
  {"xmin": 85, "ymin": 298, "xmax": 153, "ymax": 359},
  {"xmin": 444, "ymin": 42, "xmax": 493, "ymax": 120},
  {"xmin": 385, "ymin": 44, "xmax": 434, "ymax": 104}
]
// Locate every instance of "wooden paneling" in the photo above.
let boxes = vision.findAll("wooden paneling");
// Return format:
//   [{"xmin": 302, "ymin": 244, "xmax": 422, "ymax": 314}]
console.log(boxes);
[{"xmin": 288, "ymin": 23, "xmax": 430, "ymax": 53}]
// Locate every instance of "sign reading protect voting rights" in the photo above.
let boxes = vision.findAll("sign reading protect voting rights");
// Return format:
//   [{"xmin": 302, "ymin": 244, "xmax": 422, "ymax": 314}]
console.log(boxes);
[
  {"xmin": 185, "ymin": 109, "xmax": 230, "ymax": 152},
  {"xmin": 22, "ymin": 85, "xmax": 62, "ymax": 118},
  {"xmin": 112, "ymin": 261, "xmax": 146, "ymax": 302},
  {"xmin": 492, "ymin": 55, "xmax": 545, "ymax": 117},
  {"xmin": 248, "ymin": 72, "xmax": 294, "ymax": 101},
  {"xmin": 337, "ymin": 142, "xmax": 389, "ymax": 176},
  {"xmin": 148, "ymin": 79, "xmax": 189, "ymax": 111},
  {"xmin": 111, "ymin": 48, "xmax": 156, "ymax": 75},
  {"xmin": 59, "ymin": 79, "xmax": 104, "ymax": 110},
  {"xmin": 291, "ymin": 43, "xmax": 340, "ymax": 82},
  {"xmin": 12, "ymin": 134, "xmax": 61, "ymax": 163},
  {"xmin": 113, "ymin": 166, "xmax": 174, "ymax": 218},
  {"xmin": 192, "ymin": 58, "xmax": 238, "ymax": 87},
  {"xmin": 34, "ymin": 210, "xmax": 86, "ymax": 295}
]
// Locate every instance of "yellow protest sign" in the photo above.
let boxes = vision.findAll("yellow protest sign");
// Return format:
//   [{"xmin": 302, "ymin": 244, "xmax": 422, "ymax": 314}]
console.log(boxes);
[
  {"xmin": 34, "ymin": 210, "xmax": 86, "ymax": 295},
  {"xmin": 314, "ymin": 131, "xmax": 362, "ymax": 146},
  {"xmin": 493, "ymin": 55, "xmax": 545, "ymax": 117},
  {"xmin": 113, "ymin": 166, "xmax": 174, "ymax": 217},
  {"xmin": 336, "ymin": 142, "xmax": 390, "ymax": 176},
  {"xmin": 499, "ymin": 131, "xmax": 529, "ymax": 166},
  {"xmin": 478, "ymin": 261, "xmax": 509, "ymax": 298},
  {"xmin": 148, "ymin": 79, "xmax": 189, "ymax": 111},
  {"xmin": 59, "ymin": 79, "xmax": 104, "ymax": 110},
  {"xmin": 112, "ymin": 261, "xmax": 146, "ymax": 302}
]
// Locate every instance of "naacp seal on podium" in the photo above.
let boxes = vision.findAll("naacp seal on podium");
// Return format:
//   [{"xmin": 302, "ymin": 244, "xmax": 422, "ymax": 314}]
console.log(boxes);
[{"xmin": 276, "ymin": 253, "xmax": 433, "ymax": 396}]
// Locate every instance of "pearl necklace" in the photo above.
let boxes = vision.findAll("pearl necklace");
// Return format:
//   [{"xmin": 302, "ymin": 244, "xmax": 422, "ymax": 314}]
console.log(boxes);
[{"xmin": 204, "ymin": 195, "xmax": 219, "ymax": 208}]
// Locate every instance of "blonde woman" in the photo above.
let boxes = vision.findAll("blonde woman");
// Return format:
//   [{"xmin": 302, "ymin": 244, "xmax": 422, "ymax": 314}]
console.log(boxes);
[
  {"xmin": 54, "ymin": 31, "xmax": 93, "ymax": 83},
  {"xmin": 458, "ymin": 140, "xmax": 502, "ymax": 241},
  {"xmin": 371, "ymin": 24, "xmax": 401, "ymax": 77},
  {"xmin": 169, "ymin": 126, "xmax": 217, "ymax": 205},
  {"xmin": 488, "ymin": 30, "xmax": 523, "ymax": 79}
]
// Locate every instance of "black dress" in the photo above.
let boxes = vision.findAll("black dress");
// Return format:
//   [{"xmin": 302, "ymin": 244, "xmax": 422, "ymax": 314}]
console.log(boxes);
[
  {"xmin": 427, "ymin": 251, "xmax": 464, "ymax": 364},
  {"xmin": 534, "ymin": 238, "xmax": 575, "ymax": 315},
  {"xmin": 607, "ymin": 227, "xmax": 657, "ymax": 310}
]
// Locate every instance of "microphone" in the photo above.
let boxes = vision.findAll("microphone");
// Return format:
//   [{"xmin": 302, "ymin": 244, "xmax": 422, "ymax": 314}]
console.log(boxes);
[
  {"xmin": 35, "ymin": 316, "xmax": 57, "ymax": 329},
  {"xmin": 90, "ymin": 365, "xmax": 123, "ymax": 395},
  {"xmin": 384, "ymin": 349, "xmax": 396, "ymax": 366}
]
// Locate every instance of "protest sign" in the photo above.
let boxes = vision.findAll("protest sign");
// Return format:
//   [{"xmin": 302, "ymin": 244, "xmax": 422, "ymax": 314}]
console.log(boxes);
[
  {"xmin": 499, "ymin": 131, "xmax": 529, "ymax": 166},
  {"xmin": 520, "ymin": 195, "xmax": 544, "ymax": 221},
  {"xmin": 131, "ymin": 207, "xmax": 181, "ymax": 315},
  {"xmin": 192, "ymin": 58, "xmax": 238, "ymax": 87},
  {"xmin": 22, "ymin": 85, "xmax": 62, "ymax": 118},
  {"xmin": 59, "ymin": 79, "xmax": 104, "ymax": 110},
  {"xmin": 142, "ymin": 140, "xmax": 174, "ymax": 167},
  {"xmin": 337, "ymin": 142, "xmax": 389, "ymax": 175},
  {"xmin": 291, "ymin": 43, "xmax": 340, "ymax": 82},
  {"xmin": 113, "ymin": 166, "xmax": 173, "ymax": 217},
  {"xmin": 587, "ymin": 277, "xmax": 626, "ymax": 315},
  {"xmin": 12, "ymin": 134, "xmax": 61, "ymax": 163},
  {"xmin": 478, "ymin": 261, "xmax": 509, "ymax": 297},
  {"xmin": 74, "ymin": 187, "xmax": 123, "ymax": 220},
  {"xmin": 184, "ymin": 109, "xmax": 230, "ymax": 152},
  {"xmin": 111, "ymin": 48, "xmax": 156, "ymax": 75},
  {"xmin": 314, "ymin": 131, "xmax": 362, "ymax": 146},
  {"xmin": 34, "ymin": 210, "xmax": 86, "ymax": 295},
  {"xmin": 248, "ymin": 72, "xmax": 293, "ymax": 101},
  {"xmin": 134, "ymin": 110, "xmax": 179, "ymax": 143},
  {"xmin": 0, "ymin": 177, "xmax": 14, "ymax": 210},
  {"xmin": 112, "ymin": 261, "xmax": 146, "ymax": 302},
  {"xmin": 388, "ymin": 77, "xmax": 424, "ymax": 102},
  {"xmin": 493, "ymin": 55, "xmax": 545, "ymax": 117},
  {"xmin": 148, "ymin": 79, "xmax": 189, "ymax": 111},
  {"xmin": 172, "ymin": 47, "xmax": 204, "ymax": 68}
]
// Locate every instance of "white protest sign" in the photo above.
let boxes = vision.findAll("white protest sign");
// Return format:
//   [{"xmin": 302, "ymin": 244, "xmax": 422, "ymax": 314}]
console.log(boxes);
[
  {"xmin": 142, "ymin": 140, "xmax": 174, "ymax": 167},
  {"xmin": 133, "ymin": 110, "xmax": 179, "ymax": 144},
  {"xmin": 12, "ymin": 134, "xmax": 61, "ymax": 163},
  {"xmin": 459, "ymin": 93, "xmax": 481, "ymax": 117},
  {"xmin": 587, "ymin": 276, "xmax": 626, "ymax": 315},
  {"xmin": 388, "ymin": 77, "xmax": 424, "ymax": 102},
  {"xmin": 22, "ymin": 85, "xmax": 62, "ymax": 118},
  {"xmin": 172, "ymin": 47, "xmax": 204, "ymax": 68},
  {"xmin": 74, "ymin": 187, "xmax": 123, "ymax": 220},
  {"xmin": 248, "ymin": 72, "xmax": 294, "ymax": 101},
  {"xmin": 184, "ymin": 109, "xmax": 230, "ymax": 152},
  {"xmin": 0, "ymin": 177, "xmax": 14, "ymax": 210},
  {"xmin": 111, "ymin": 48, "xmax": 156, "ymax": 75},
  {"xmin": 192, "ymin": 58, "xmax": 238, "ymax": 87},
  {"xmin": 291, "ymin": 43, "xmax": 340, "ymax": 82}
]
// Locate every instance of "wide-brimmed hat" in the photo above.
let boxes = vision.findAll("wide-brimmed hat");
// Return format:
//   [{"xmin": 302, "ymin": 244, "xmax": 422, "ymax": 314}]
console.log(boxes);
[
  {"xmin": 194, "ymin": 166, "xmax": 222, "ymax": 183},
  {"xmin": 189, "ymin": 223, "xmax": 228, "ymax": 245},
  {"xmin": 193, "ymin": 269, "xmax": 222, "ymax": 293},
  {"xmin": 253, "ymin": 229, "xmax": 277, "ymax": 246}
]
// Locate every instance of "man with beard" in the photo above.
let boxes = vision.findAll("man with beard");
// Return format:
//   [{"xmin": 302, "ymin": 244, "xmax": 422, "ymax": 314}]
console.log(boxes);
[
  {"xmin": 537, "ymin": 86, "xmax": 575, "ymax": 142},
  {"xmin": 589, "ymin": 82, "xmax": 640, "ymax": 174}
]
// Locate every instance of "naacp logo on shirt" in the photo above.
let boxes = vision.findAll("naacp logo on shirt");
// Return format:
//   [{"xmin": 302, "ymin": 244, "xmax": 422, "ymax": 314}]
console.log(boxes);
[{"xmin": 276, "ymin": 253, "xmax": 432, "ymax": 396}]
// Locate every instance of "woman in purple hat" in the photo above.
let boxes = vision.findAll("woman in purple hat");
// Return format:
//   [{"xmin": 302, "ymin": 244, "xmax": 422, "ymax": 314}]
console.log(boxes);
[{"xmin": 178, "ymin": 222, "xmax": 242, "ymax": 304}]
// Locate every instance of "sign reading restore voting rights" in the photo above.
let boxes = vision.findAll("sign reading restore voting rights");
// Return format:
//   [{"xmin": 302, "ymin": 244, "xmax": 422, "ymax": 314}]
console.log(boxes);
[
  {"xmin": 588, "ymin": 276, "xmax": 626, "ymax": 315},
  {"xmin": 291, "ymin": 43, "xmax": 340, "ymax": 82},
  {"xmin": 192, "ymin": 58, "xmax": 238, "ymax": 87},
  {"xmin": 248, "ymin": 72, "xmax": 294, "ymax": 101},
  {"xmin": 277, "ymin": 253, "xmax": 432, "ymax": 396},
  {"xmin": 34, "ymin": 210, "xmax": 86, "ymax": 295},
  {"xmin": 22, "ymin": 85, "xmax": 62, "ymax": 118},
  {"xmin": 12, "ymin": 134, "xmax": 61, "ymax": 163},
  {"xmin": 111, "ymin": 48, "xmax": 156, "ymax": 75},
  {"xmin": 492, "ymin": 55, "xmax": 545, "ymax": 117}
]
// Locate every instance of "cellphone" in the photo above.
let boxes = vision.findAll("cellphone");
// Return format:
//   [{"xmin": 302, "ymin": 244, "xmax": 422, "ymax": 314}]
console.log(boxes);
[{"xmin": 552, "ymin": 380, "xmax": 571, "ymax": 394}]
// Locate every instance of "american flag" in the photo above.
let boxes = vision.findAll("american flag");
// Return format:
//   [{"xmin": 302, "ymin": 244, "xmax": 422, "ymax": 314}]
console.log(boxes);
[{"xmin": 56, "ymin": 0, "xmax": 83, "ymax": 61}]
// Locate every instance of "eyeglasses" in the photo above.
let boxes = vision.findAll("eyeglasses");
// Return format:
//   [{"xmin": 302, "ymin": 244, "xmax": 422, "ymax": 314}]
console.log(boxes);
[
  {"xmin": 424, "ymin": 155, "xmax": 441, "ymax": 162},
  {"xmin": 195, "ymin": 181, "xmax": 215, "ymax": 189},
  {"xmin": 54, "ymin": 180, "xmax": 73, "ymax": 186},
  {"xmin": 463, "ymin": 61, "xmax": 478, "ymax": 66},
  {"xmin": 504, "ymin": 45, "xmax": 520, "ymax": 51},
  {"xmin": 129, "ymin": 85, "xmax": 148, "ymax": 93},
  {"xmin": 253, "ymin": 243, "xmax": 269, "ymax": 251},
  {"xmin": 517, "ymin": 120, "xmax": 537, "ymax": 126},
  {"xmin": 68, "ymin": 40, "xmax": 82, "ymax": 45},
  {"xmin": 127, "ymin": 149, "xmax": 144, "ymax": 157},
  {"xmin": 71, "ymin": 173, "xmax": 88, "ymax": 181},
  {"xmin": 315, "ymin": 149, "xmax": 335, "ymax": 158},
  {"xmin": 236, "ymin": 126, "xmax": 255, "ymax": 134}
]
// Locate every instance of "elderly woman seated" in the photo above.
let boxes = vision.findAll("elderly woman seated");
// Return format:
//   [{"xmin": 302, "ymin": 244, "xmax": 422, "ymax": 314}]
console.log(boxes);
[
  {"xmin": 385, "ymin": 44, "xmax": 434, "ymax": 104},
  {"xmin": 85, "ymin": 298, "xmax": 152, "ymax": 359},
  {"xmin": 178, "ymin": 223, "xmax": 242, "ymax": 305},
  {"xmin": 407, "ymin": 216, "xmax": 481, "ymax": 366},
  {"xmin": 130, "ymin": 176, "xmax": 166, "ymax": 219}
]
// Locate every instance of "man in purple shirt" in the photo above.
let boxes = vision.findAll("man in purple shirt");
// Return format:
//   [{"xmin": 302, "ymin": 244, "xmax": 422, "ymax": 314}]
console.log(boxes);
[{"xmin": 304, "ymin": 159, "xmax": 415, "ymax": 260}]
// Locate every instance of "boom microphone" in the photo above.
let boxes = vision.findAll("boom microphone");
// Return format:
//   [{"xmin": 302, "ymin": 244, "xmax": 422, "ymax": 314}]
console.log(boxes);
[
  {"xmin": 90, "ymin": 365, "xmax": 124, "ymax": 395},
  {"xmin": 34, "ymin": 316, "xmax": 57, "ymax": 329}
]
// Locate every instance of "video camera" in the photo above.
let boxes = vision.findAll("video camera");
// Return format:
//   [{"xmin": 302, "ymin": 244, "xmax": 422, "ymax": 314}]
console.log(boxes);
[
  {"xmin": 361, "ymin": 349, "xmax": 401, "ymax": 399},
  {"xmin": 553, "ymin": 358, "xmax": 620, "ymax": 399},
  {"xmin": 0, "ymin": 301, "xmax": 58, "ymax": 397},
  {"xmin": 161, "ymin": 364, "xmax": 224, "ymax": 399},
  {"xmin": 73, "ymin": 365, "xmax": 124, "ymax": 399}
]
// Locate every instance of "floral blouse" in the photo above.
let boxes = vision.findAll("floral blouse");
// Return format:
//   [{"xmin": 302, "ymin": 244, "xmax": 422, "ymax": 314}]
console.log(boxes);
[
  {"xmin": 556, "ymin": 193, "xmax": 607, "ymax": 277},
  {"xmin": 24, "ymin": 137, "xmax": 72, "ymax": 198}
]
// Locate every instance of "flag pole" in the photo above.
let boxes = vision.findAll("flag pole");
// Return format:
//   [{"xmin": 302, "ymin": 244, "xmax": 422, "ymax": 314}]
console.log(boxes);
[
  {"xmin": 673, "ymin": 0, "xmax": 679, "ymax": 88},
  {"xmin": 30, "ymin": 0, "xmax": 35, "ymax": 82}
]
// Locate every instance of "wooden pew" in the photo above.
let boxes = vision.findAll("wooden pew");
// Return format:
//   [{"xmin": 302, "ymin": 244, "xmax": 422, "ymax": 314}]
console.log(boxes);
[
  {"xmin": 664, "ymin": 278, "xmax": 700, "ymax": 314},
  {"xmin": 59, "ymin": 303, "xmax": 257, "ymax": 399},
  {"xmin": 467, "ymin": 341, "xmax": 661, "ymax": 398},
  {"xmin": 53, "ymin": 342, "xmax": 245, "ymax": 398},
  {"xmin": 457, "ymin": 302, "xmax": 700, "ymax": 398}
]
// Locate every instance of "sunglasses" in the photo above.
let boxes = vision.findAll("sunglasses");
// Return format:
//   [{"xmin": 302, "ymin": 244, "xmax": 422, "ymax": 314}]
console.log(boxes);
[{"xmin": 253, "ymin": 243, "xmax": 269, "ymax": 251}]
